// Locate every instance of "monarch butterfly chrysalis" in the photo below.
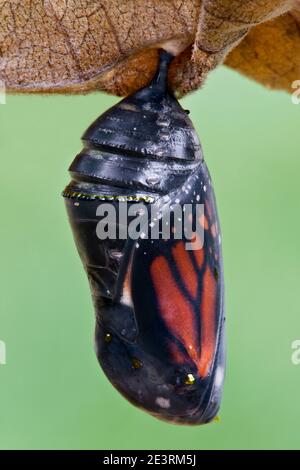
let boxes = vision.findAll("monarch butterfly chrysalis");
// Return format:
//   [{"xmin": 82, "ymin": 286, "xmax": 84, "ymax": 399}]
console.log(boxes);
[{"xmin": 63, "ymin": 50, "xmax": 225, "ymax": 424}]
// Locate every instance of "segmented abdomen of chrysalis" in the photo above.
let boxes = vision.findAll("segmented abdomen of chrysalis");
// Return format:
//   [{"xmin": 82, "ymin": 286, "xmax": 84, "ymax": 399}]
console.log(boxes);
[{"xmin": 63, "ymin": 50, "xmax": 225, "ymax": 425}]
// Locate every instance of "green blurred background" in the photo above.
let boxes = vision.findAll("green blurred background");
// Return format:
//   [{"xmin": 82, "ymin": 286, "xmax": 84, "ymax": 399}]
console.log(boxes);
[{"xmin": 0, "ymin": 66, "xmax": 300, "ymax": 450}]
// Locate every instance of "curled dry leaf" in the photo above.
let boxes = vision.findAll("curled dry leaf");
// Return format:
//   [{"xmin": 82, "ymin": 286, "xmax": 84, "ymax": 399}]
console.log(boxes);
[{"xmin": 0, "ymin": 0, "xmax": 299, "ymax": 96}]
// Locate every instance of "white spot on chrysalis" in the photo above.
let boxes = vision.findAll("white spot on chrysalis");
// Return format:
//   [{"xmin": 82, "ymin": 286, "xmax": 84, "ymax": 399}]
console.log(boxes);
[
  {"xmin": 155, "ymin": 397, "xmax": 171, "ymax": 409},
  {"xmin": 214, "ymin": 366, "xmax": 224, "ymax": 388}
]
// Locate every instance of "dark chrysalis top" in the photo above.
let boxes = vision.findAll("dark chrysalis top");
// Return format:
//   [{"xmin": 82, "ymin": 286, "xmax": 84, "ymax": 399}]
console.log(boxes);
[
  {"xmin": 83, "ymin": 51, "xmax": 201, "ymax": 161},
  {"xmin": 69, "ymin": 51, "xmax": 203, "ymax": 195}
]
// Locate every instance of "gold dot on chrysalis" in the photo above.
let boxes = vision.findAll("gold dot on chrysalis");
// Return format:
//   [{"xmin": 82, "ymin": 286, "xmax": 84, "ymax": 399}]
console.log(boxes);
[
  {"xmin": 184, "ymin": 373, "xmax": 196, "ymax": 385},
  {"xmin": 104, "ymin": 333, "xmax": 112, "ymax": 343},
  {"xmin": 214, "ymin": 415, "xmax": 221, "ymax": 423},
  {"xmin": 131, "ymin": 358, "xmax": 143, "ymax": 369}
]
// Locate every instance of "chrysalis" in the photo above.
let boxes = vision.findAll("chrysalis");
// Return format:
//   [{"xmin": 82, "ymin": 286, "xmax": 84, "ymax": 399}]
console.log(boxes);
[{"xmin": 63, "ymin": 50, "xmax": 225, "ymax": 424}]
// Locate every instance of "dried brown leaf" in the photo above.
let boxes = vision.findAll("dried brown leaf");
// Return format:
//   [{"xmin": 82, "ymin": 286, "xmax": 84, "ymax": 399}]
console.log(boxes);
[{"xmin": 0, "ymin": 0, "xmax": 298, "ymax": 96}]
